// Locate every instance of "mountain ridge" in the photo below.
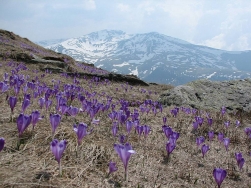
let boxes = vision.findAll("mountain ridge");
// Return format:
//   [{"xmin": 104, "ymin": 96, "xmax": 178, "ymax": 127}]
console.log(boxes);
[{"xmin": 40, "ymin": 30, "xmax": 251, "ymax": 85}]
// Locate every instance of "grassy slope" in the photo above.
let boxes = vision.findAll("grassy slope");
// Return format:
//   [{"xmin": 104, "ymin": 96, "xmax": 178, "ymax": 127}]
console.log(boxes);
[{"xmin": 0, "ymin": 29, "xmax": 251, "ymax": 188}]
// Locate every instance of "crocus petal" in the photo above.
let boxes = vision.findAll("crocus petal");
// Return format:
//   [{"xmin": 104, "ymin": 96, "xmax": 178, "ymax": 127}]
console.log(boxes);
[{"xmin": 0, "ymin": 138, "xmax": 5, "ymax": 152}]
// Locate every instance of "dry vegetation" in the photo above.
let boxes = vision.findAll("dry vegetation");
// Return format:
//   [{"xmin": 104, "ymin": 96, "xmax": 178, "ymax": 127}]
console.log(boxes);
[
  {"xmin": 0, "ymin": 60, "xmax": 251, "ymax": 188},
  {"xmin": 0, "ymin": 29, "xmax": 251, "ymax": 188}
]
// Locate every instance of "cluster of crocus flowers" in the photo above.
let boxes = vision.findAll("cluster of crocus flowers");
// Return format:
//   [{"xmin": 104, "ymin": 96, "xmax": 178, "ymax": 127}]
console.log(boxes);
[
  {"xmin": 162, "ymin": 125, "xmax": 179, "ymax": 160},
  {"xmin": 235, "ymin": 152, "xmax": 245, "ymax": 171}
]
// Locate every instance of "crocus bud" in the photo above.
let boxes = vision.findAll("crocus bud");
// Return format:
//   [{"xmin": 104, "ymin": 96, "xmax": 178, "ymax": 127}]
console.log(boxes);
[
  {"xmin": 9, "ymin": 96, "xmax": 17, "ymax": 113},
  {"xmin": 213, "ymin": 168, "xmax": 227, "ymax": 188},
  {"xmin": 218, "ymin": 133, "xmax": 224, "ymax": 143},
  {"xmin": 50, "ymin": 114, "xmax": 61, "ymax": 136},
  {"xmin": 208, "ymin": 131, "xmax": 214, "ymax": 141},
  {"xmin": 108, "ymin": 161, "xmax": 118, "ymax": 176},
  {"xmin": 223, "ymin": 138, "xmax": 230, "ymax": 151},
  {"xmin": 201, "ymin": 144, "xmax": 210, "ymax": 158}
]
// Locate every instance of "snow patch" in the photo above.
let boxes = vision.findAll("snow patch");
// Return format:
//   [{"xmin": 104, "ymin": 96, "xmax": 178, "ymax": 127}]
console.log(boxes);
[
  {"xmin": 206, "ymin": 72, "xmax": 217, "ymax": 79},
  {"xmin": 96, "ymin": 64, "xmax": 104, "ymax": 68},
  {"xmin": 113, "ymin": 62, "xmax": 129, "ymax": 67},
  {"xmin": 130, "ymin": 67, "xmax": 138, "ymax": 76},
  {"xmin": 111, "ymin": 69, "xmax": 118, "ymax": 72}
]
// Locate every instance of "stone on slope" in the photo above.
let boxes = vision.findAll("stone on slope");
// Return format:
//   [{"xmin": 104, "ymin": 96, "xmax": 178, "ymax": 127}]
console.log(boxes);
[{"xmin": 159, "ymin": 79, "xmax": 251, "ymax": 113}]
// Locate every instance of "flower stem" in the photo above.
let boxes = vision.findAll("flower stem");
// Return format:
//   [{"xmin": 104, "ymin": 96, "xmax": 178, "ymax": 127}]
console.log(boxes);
[
  {"xmin": 59, "ymin": 161, "xmax": 62, "ymax": 177},
  {"xmin": 124, "ymin": 169, "xmax": 128, "ymax": 182}
]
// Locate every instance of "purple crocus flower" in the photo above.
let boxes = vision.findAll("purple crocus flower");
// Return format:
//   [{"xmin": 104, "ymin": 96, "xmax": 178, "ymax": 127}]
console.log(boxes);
[
  {"xmin": 207, "ymin": 118, "xmax": 213, "ymax": 126},
  {"xmin": 201, "ymin": 144, "xmax": 210, "ymax": 158},
  {"xmin": 218, "ymin": 133, "xmax": 224, "ymax": 143},
  {"xmin": 31, "ymin": 110, "xmax": 42, "ymax": 130},
  {"xmin": 236, "ymin": 120, "xmax": 241, "ymax": 127},
  {"xmin": 17, "ymin": 113, "xmax": 32, "ymax": 137},
  {"xmin": 50, "ymin": 139, "xmax": 67, "ymax": 163},
  {"xmin": 235, "ymin": 152, "xmax": 245, "ymax": 170},
  {"xmin": 170, "ymin": 108, "xmax": 178, "ymax": 117},
  {"xmin": 108, "ymin": 111, "xmax": 117, "ymax": 121},
  {"xmin": 114, "ymin": 143, "xmax": 136, "ymax": 181},
  {"xmin": 14, "ymin": 86, "xmax": 20, "ymax": 95},
  {"xmin": 59, "ymin": 103, "xmax": 69, "ymax": 115},
  {"xmin": 24, "ymin": 93, "xmax": 31, "ymax": 101},
  {"xmin": 67, "ymin": 106, "xmax": 79, "ymax": 117},
  {"xmin": 193, "ymin": 121, "xmax": 199, "ymax": 130},
  {"xmin": 197, "ymin": 117, "xmax": 204, "ymax": 126},
  {"xmin": 162, "ymin": 125, "xmax": 173, "ymax": 139},
  {"xmin": 45, "ymin": 100, "xmax": 52, "ymax": 111},
  {"xmin": 50, "ymin": 114, "xmax": 61, "ymax": 137},
  {"xmin": 9, "ymin": 96, "xmax": 17, "ymax": 113},
  {"xmin": 235, "ymin": 152, "xmax": 243, "ymax": 162},
  {"xmin": 50, "ymin": 139, "xmax": 67, "ymax": 176},
  {"xmin": 21, "ymin": 98, "xmax": 30, "ymax": 113},
  {"xmin": 0, "ymin": 138, "xmax": 5, "ymax": 152},
  {"xmin": 112, "ymin": 122, "xmax": 118, "ymax": 137},
  {"xmin": 244, "ymin": 127, "xmax": 251, "ymax": 136},
  {"xmin": 143, "ymin": 125, "xmax": 151, "ymax": 138},
  {"xmin": 119, "ymin": 134, "xmax": 126, "ymax": 144},
  {"xmin": 196, "ymin": 136, "xmax": 205, "ymax": 147},
  {"xmin": 224, "ymin": 121, "xmax": 230, "ymax": 129},
  {"xmin": 169, "ymin": 131, "xmax": 179, "ymax": 143},
  {"xmin": 73, "ymin": 123, "xmax": 91, "ymax": 145},
  {"xmin": 38, "ymin": 97, "xmax": 45, "ymax": 109},
  {"xmin": 237, "ymin": 157, "xmax": 245, "ymax": 171},
  {"xmin": 163, "ymin": 117, "xmax": 167, "ymax": 124},
  {"xmin": 108, "ymin": 161, "xmax": 118, "ymax": 176},
  {"xmin": 135, "ymin": 125, "xmax": 144, "ymax": 137},
  {"xmin": 221, "ymin": 106, "xmax": 226, "ymax": 116},
  {"xmin": 223, "ymin": 138, "xmax": 230, "ymax": 151},
  {"xmin": 126, "ymin": 120, "xmax": 133, "ymax": 135},
  {"xmin": 213, "ymin": 168, "xmax": 227, "ymax": 188},
  {"xmin": 208, "ymin": 131, "xmax": 214, "ymax": 141}
]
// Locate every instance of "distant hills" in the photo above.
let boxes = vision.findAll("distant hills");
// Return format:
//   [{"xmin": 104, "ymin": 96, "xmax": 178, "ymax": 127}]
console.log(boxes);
[{"xmin": 38, "ymin": 30, "xmax": 251, "ymax": 85}]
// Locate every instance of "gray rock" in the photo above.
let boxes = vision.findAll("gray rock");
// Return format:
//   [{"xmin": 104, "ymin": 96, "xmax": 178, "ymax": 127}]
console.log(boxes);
[
  {"xmin": 159, "ymin": 79, "xmax": 251, "ymax": 113},
  {"xmin": 66, "ymin": 72, "xmax": 149, "ymax": 86}
]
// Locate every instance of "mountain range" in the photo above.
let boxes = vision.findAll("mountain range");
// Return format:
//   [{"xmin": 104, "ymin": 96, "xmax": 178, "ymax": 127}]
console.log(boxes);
[{"xmin": 37, "ymin": 30, "xmax": 251, "ymax": 85}]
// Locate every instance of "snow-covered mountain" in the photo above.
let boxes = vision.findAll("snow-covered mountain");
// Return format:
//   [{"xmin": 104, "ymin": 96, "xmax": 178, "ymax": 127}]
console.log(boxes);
[{"xmin": 41, "ymin": 30, "xmax": 251, "ymax": 85}]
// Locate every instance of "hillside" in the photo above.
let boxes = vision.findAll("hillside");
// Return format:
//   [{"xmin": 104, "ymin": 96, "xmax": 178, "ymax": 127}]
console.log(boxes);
[
  {"xmin": 43, "ymin": 30, "xmax": 251, "ymax": 85},
  {"xmin": 0, "ymin": 29, "xmax": 251, "ymax": 187}
]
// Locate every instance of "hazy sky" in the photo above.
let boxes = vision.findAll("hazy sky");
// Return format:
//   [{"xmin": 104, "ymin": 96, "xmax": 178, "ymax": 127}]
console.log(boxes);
[{"xmin": 1, "ymin": 0, "xmax": 251, "ymax": 51}]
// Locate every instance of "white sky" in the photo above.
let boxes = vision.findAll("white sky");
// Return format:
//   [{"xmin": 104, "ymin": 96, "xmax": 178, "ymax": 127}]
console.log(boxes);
[{"xmin": 0, "ymin": 0, "xmax": 251, "ymax": 51}]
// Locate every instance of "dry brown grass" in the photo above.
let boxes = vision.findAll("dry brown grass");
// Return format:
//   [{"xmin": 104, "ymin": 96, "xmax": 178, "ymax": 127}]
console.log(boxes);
[{"xmin": 0, "ymin": 58, "xmax": 251, "ymax": 188}]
